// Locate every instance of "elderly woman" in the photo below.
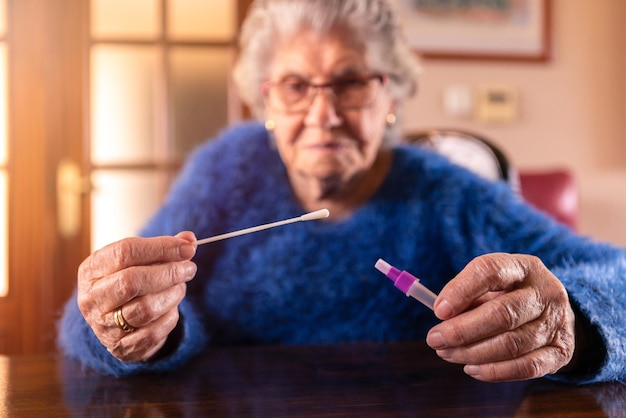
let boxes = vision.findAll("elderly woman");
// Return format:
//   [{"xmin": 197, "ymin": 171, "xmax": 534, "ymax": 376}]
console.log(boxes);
[{"xmin": 59, "ymin": 0, "xmax": 626, "ymax": 384}]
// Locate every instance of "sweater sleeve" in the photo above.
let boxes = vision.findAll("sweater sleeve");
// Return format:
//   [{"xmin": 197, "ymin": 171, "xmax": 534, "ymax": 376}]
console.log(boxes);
[
  {"xmin": 487, "ymin": 196, "xmax": 626, "ymax": 384},
  {"xmin": 548, "ymin": 256, "xmax": 626, "ymax": 384},
  {"xmin": 432, "ymin": 166, "xmax": 626, "ymax": 384},
  {"xmin": 56, "ymin": 122, "xmax": 267, "ymax": 376},
  {"xmin": 57, "ymin": 290, "xmax": 208, "ymax": 377}
]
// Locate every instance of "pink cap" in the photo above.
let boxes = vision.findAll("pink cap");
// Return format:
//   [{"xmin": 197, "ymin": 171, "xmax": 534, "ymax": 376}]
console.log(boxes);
[{"xmin": 374, "ymin": 258, "xmax": 418, "ymax": 294}]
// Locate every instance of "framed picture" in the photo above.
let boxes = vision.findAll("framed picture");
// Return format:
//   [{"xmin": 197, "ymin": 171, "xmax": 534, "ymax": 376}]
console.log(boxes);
[{"xmin": 392, "ymin": 0, "xmax": 551, "ymax": 61}]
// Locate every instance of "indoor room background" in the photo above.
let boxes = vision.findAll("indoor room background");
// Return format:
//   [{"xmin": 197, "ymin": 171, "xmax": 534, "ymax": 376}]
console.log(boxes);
[{"xmin": 0, "ymin": 0, "xmax": 624, "ymax": 355}]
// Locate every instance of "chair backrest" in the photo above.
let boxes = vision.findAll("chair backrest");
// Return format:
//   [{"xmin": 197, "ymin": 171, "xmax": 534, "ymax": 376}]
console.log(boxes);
[
  {"xmin": 405, "ymin": 129, "xmax": 520, "ymax": 191},
  {"xmin": 518, "ymin": 170, "xmax": 578, "ymax": 230},
  {"xmin": 405, "ymin": 129, "xmax": 577, "ymax": 230}
]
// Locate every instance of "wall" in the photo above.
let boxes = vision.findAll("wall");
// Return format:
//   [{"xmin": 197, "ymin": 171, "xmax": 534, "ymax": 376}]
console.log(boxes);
[{"xmin": 401, "ymin": 0, "xmax": 626, "ymax": 246}]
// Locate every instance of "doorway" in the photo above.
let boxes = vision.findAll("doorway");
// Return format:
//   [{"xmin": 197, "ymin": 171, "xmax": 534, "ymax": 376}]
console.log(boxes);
[{"xmin": 0, "ymin": 0, "xmax": 250, "ymax": 355}]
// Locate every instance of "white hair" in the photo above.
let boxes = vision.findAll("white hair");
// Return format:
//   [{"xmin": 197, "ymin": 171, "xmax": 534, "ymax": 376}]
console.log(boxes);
[{"xmin": 231, "ymin": 0, "xmax": 422, "ymax": 142}]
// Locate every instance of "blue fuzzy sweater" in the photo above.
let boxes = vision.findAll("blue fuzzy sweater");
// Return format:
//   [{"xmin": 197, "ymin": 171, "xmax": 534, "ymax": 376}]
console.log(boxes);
[{"xmin": 58, "ymin": 122, "xmax": 626, "ymax": 384}]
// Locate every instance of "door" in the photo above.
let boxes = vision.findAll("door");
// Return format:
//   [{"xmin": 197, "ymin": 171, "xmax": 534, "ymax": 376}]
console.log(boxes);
[
  {"xmin": 0, "ymin": 0, "xmax": 250, "ymax": 355},
  {"xmin": 0, "ymin": 0, "xmax": 88, "ymax": 355}
]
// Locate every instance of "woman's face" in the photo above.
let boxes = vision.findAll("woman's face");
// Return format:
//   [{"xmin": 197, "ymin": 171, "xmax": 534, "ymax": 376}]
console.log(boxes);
[{"xmin": 263, "ymin": 29, "xmax": 395, "ymax": 189}]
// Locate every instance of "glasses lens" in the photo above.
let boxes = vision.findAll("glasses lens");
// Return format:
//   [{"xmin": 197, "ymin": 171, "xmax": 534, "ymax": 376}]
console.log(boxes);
[
  {"xmin": 333, "ymin": 77, "xmax": 380, "ymax": 109},
  {"xmin": 266, "ymin": 75, "xmax": 382, "ymax": 113},
  {"xmin": 277, "ymin": 80, "xmax": 310, "ymax": 108}
]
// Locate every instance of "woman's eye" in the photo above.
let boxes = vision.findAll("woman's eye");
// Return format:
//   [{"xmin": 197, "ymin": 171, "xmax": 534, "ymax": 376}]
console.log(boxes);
[
  {"xmin": 283, "ymin": 81, "xmax": 309, "ymax": 95},
  {"xmin": 342, "ymin": 78, "xmax": 368, "ymax": 87},
  {"xmin": 334, "ymin": 78, "xmax": 367, "ymax": 93}
]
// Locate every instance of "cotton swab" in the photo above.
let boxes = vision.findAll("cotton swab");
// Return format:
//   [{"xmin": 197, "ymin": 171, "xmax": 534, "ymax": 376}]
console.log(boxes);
[{"xmin": 194, "ymin": 209, "xmax": 330, "ymax": 245}]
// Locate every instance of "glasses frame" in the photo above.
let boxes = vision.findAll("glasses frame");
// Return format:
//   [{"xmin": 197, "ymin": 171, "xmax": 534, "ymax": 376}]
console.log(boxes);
[{"xmin": 261, "ymin": 74, "xmax": 387, "ymax": 114}]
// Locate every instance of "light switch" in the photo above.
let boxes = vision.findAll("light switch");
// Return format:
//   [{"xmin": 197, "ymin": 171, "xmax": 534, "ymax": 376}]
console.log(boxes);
[
  {"xmin": 443, "ymin": 84, "xmax": 473, "ymax": 118},
  {"xmin": 476, "ymin": 84, "xmax": 518, "ymax": 123}
]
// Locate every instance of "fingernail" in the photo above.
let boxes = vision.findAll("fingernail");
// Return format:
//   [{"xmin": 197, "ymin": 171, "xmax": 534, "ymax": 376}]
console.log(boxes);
[
  {"xmin": 435, "ymin": 299, "xmax": 454, "ymax": 319},
  {"xmin": 436, "ymin": 349, "xmax": 451, "ymax": 361},
  {"xmin": 179, "ymin": 243, "xmax": 195, "ymax": 259},
  {"xmin": 426, "ymin": 331, "xmax": 446, "ymax": 349},
  {"xmin": 464, "ymin": 365, "xmax": 480, "ymax": 376},
  {"xmin": 182, "ymin": 261, "xmax": 197, "ymax": 277}
]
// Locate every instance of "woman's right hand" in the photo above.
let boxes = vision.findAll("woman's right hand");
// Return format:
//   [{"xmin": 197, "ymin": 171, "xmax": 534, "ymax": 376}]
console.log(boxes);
[{"xmin": 76, "ymin": 231, "xmax": 198, "ymax": 362}]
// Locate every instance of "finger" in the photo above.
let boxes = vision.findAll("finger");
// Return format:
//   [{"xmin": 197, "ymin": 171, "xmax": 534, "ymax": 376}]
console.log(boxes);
[
  {"xmin": 79, "ymin": 233, "xmax": 197, "ymax": 281},
  {"xmin": 111, "ymin": 283, "xmax": 187, "ymax": 330},
  {"xmin": 427, "ymin": 287, "xmax": 543, "ymax": 349},
  {"xmin": 436, "ymin": 289, "xmax": 574, "ymax": 366},
  {"xmin": 462, "ymin": 344, "xmax": 572, "ymax": 382},
  {"xmin": 465, "ymin": 291, "xmax": 504, "ymax": 310},
  {"xmin": 85, "ymin": 260, "xmax": 196, "ymax": 313},
  {"xmin": 175, "ymin": 230, "xmax": 197, "ymax": 243},
  {"xmin": 107, "ymin": 307, "xmax": 181, "ymax": 362},
  {"xmin": 434, "ymin": 316, "xmax": 554, "ymax": 365},
  {"xmin": 434, "ymin": 253, "xmax": 535, "ymax": 320}
]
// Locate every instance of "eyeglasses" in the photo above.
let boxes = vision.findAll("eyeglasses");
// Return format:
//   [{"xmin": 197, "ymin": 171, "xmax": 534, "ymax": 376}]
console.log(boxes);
[{"xmin": 261, "ymin": 74, "xmax": 386, "ymax": 114}]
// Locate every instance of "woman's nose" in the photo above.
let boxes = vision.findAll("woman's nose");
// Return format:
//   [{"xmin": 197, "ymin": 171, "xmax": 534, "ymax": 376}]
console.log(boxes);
[{"xmin": 304, "ymin": 88, "xmax": 342, "ymax": 129}]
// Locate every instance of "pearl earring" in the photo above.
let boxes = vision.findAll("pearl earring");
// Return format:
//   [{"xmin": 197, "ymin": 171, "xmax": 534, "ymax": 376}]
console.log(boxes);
[
  {"xmin": 265, "ymin": 119, "xmax": 275, "ymax": 131},
  {"xmin": 386, "ymin": 113, "xmax": 397, "ymax": 125}
]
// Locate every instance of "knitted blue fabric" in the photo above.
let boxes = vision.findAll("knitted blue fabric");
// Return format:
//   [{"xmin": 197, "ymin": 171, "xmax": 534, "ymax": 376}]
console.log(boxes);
[{"xmin": 58, "ymin": 121, "xmax": 626, "ymax": 383}]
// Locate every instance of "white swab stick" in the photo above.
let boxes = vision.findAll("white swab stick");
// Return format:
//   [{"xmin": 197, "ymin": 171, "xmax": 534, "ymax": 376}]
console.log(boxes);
[{"xmin": 194, "ymin": 209, "xmax": 330, "ymax": 245}]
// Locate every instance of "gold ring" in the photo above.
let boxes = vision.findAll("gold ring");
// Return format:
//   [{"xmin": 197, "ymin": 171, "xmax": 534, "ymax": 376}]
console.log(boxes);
[{"xmin": 114, "ymin": 307, "xmax": 136, "ymax": 333}]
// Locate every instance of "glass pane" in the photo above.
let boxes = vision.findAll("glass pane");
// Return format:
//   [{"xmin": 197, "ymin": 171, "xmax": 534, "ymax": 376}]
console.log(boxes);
[
  {"xmin": 91, "ymin": 46, "xmax": 161, "ymax": 165},
  {"xmin": 169, "ymin": 47, "xmax": 231, "ymax": 159},
  {"xmin": 0, "ymin": 171, "xmax": 7, "ymax": 297},
  {"xmin": 0, "ymin": 44, "xmax": 6, "ymax": 166},
  {"xmin": 91, "ymin": 170, "xmax": 163, "ymax": 251},
  {"xmin": 91, "ymin": 0, "xmax": 161, "ymax": 39},
  {"xmin": 0, "ymin": 41, "xmax": 6, "ymax": 297},
  {"xmin": 168, "ymin": 0, "xmax": 236, "ymax": 40},
  {"xmin": 0, "ymin": 0, "xmax": 6, "ymax": 38}
]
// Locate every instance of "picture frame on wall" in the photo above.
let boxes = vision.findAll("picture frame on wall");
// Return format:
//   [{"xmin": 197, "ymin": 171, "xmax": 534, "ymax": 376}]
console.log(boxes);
[{"xmin": 392, "ymin": 0, "xmax": 551, "ymax": 61}]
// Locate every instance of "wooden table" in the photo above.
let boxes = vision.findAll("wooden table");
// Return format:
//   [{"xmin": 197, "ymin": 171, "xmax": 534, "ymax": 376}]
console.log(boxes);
[{"xmin": 2, "ymin": 342, "xmax": 624, "ymax": 417}]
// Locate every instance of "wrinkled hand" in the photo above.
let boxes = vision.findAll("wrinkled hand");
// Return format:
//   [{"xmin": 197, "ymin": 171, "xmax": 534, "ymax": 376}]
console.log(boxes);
[
  {"xmin": 77, "ymin": 232, "xmax": 197, "ymax": 362},
  {"xmin": 426, "ymin": 253, "xmax": 576, "ymax": 382}
]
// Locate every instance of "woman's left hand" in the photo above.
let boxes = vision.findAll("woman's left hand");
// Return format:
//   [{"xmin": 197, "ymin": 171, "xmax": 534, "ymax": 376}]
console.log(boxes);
[{"xmin": 426, "ymin": 253, "xmax": 576, "ymax": 382}]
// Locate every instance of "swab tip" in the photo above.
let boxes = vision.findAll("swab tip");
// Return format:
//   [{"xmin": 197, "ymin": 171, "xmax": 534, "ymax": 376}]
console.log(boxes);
[{"xmin": 300, "ymin": 208, "xmax": 330, "ymax": 221}]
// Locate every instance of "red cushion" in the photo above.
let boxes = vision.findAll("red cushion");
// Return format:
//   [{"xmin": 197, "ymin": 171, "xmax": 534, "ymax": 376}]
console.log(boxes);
[{"xmin": 519, "ymin": 170, "xmax": 577, "ymax": 230}]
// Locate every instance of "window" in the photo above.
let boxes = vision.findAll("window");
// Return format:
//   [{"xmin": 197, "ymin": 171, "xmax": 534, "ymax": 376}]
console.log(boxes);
[{"xmin": 89, "ymin": 0, "xmax": 239, "ymax": 250}]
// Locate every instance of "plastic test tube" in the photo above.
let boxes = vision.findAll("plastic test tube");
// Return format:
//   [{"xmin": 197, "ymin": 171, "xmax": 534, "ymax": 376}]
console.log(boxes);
[{"xmin": 374, "ymin": 258, "xmax": 438, "ymax": 311}]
